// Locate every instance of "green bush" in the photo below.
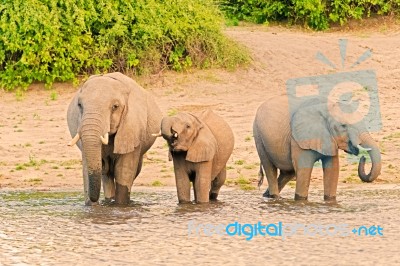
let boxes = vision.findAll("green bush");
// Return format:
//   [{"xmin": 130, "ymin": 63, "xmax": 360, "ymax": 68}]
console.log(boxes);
[
  {"xmin": 220, "ymin": 0, "xmax": 400, "ymax": 30},
  {"xmin": 0, "ymin": 0, "xmax": 249, "ymax": 90}
]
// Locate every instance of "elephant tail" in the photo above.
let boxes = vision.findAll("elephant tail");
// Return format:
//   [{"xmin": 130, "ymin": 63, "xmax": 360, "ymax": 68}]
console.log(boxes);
[{"xmin": 257, "ymin": 164, "xmax": 265, "ymax": 188}]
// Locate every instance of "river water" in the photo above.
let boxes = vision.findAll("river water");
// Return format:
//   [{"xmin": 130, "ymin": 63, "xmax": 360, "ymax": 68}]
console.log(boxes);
[{"xmin": 0, "ymin": 185, "xmax": 399, "ymax": 265}]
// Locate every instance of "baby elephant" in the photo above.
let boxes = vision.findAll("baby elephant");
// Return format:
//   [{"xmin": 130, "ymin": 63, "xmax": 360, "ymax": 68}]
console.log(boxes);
[{"xmin": 158, "ymin": 110, "xmax": 234, "ymax": 203}]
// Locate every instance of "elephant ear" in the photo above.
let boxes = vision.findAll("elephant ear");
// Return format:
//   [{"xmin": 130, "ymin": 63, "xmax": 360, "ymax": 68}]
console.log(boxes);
[
  {"xmin": 107, "ymin": 72, "xmax": 148, "ymax": 154},
  {"xmin": 186, "ymin": 117, "xmax": 217, "ymax": 163},
  {"xmin": 291, "ymin": 105, "xmax": 338, "ymax": 156},
  {"xmin": 67, "ymin": 92, "xmax": 82, "ymax": 149}
]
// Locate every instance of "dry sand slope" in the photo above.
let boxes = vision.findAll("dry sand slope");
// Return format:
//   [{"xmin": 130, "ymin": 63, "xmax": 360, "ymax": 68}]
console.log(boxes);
[{"xmin": 1, "ymin": 26, "xmax": 400, "ymax": 192}]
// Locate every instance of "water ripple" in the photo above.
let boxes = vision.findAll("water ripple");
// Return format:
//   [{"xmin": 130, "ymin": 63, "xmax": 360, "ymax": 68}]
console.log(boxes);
[{"xmin": 0, "ymin": 187, "xmax": 399, "ymax": 265}]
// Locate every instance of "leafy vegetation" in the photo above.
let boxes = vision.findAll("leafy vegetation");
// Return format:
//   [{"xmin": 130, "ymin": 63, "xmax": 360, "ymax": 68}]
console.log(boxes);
[
  {"xmin": 225, "ymin": 175, "xmax": 256, "ymax": 190},
  {"xmin": 15, "ymin": 154, "xmax": 47, "ymax": 170},
  {"xmin": 0, "ymin": 0, "xmax": 249, "ymax": 90},
  {"xmin": 220, "ymin": 0, "xmax": 400, "ymax": 30}
]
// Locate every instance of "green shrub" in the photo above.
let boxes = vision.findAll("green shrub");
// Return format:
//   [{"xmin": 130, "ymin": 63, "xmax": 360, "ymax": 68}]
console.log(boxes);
[
  {"xmin": 0, "ymin": 0, "xmax": 249, "ymax": 90},
  {"xmin": 220, "ymin": 0, "xmax": 400, "ymax": 30}
]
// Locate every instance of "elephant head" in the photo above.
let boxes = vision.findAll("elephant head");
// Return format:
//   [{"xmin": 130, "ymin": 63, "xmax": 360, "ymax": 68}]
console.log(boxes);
[
  {"xmin": 68, "ymin": 72, "xmax": 148, "ymax": 203},
  {"xmin": 291, "ymin": 100, "xmax": 381, "ymax": 182},
  {"xmin": 160, "ymin": 113, "xmax": 216, "ymax": 162}
]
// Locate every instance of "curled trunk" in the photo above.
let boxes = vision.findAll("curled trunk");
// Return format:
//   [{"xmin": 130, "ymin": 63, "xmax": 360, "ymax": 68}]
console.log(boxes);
[
  {"xmin": 358, "ymin": 132, "xmax": 381, "ymax": 182},
  {"xmin": 161, "ymin": 117, "xmax": 175, "ymax": 139}
]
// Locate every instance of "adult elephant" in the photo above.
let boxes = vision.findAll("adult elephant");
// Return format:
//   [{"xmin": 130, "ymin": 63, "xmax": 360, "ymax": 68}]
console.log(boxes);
[
  {"xmin": 253, "ymin": 95, "xmax": 381, "ymax": 201},
  {"xmin": 67, "ymin": 72, "xmax": 162, "ymax": 205}
]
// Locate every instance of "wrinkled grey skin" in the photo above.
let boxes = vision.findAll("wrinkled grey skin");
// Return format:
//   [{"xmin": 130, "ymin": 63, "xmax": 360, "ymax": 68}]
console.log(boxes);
[
  {"xmin": 253, "ymin": 95, "xmax": 381, "ymax": 201},
  {"xmin": 67, "ymin": 72, "xmax": 162, "ymax": 205},
  {"xmin": 161, "ymin": 110, "xmax": 234, "ymax": 203}
]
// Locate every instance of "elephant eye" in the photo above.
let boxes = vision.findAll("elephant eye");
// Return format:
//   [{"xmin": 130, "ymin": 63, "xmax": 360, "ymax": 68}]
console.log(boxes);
[
  {"xmin": 78, "ymin": 102, "xmax": 83, "ymax": 112},
  {"xmin": 186, "ymin": 124, "xmax": 190, "ymax": 129},
  {"xmin": 112, "ymin": 104, "xmax": 119, "ymax": 111}
]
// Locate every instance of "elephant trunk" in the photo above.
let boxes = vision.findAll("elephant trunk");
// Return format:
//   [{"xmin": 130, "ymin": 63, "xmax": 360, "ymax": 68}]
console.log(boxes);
[
  {"xmin": 358, "ymin": 132, "xmax": 381, "ymax": 182},
  {"xmin": 81, "ymin": 115, "xmax": 105, "ymax": 203},
  {"xmin": 161, "ymin": 117, "xmax": 175, "ymax": 139}
]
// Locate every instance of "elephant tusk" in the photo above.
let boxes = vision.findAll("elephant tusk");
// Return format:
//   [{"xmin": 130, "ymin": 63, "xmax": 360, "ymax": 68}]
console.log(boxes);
[
  {"xmin": 173, "ymin": 133, "xmax": 178, "ymax": 138},
  {"xmin": 357, "ymin": 144, "xmax": 372, "ymax": 152},
  {"xmin": 68, "ymin": 133, "xmax": 80, "ymax": 146},
  {"xmin": 100, "ymin": 133, "xmax": 109, "ymax": 145},
  {"xmin": 151, "ymin": 132, "xmax": 162, "ymax": 137}
]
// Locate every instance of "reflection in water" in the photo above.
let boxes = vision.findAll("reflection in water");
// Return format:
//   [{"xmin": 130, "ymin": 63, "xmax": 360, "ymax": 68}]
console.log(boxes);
[{"xmin": 0, "ymin": 186, "xmax": 399, "ymax": 265}]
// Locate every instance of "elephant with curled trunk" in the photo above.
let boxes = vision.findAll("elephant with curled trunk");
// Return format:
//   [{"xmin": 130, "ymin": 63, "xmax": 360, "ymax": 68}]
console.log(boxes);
[
  {"xmin": 67, "ymin": 72, "xmax": 162, "ymax": 205},
  {"xmin": 158, "ymin": 110, "xmax": 234, "ymax": 203},
  {"xmin": 253, "ymin": 95, "xmax": 381, "ymax": 201}
]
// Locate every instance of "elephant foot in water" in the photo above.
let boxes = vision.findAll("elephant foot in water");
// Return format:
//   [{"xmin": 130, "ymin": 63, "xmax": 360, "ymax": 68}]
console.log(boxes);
[{"xmin": 262, "ymin": 189, "xmax": 282, "ymax": 200}]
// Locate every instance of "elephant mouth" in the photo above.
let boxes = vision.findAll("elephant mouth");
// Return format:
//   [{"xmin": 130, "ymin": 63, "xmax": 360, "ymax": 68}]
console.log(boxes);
[
  {"xmin": 344, "ymin": 142, "xmax": 359, "ymax": 156},
  {"xmin": 170, "ymin": 142, "xmax": 187, "ymax": 152},
  {"xmin": 167, "ymin": 134, "xmax": 180, "ymax": 148},
  {"xmin": 169, "ymin": 139, "xmax": 178, "ymax": 148},
  {"xmin": 171, "ymin": 144, "xmax": 185, "ymax": 152}
]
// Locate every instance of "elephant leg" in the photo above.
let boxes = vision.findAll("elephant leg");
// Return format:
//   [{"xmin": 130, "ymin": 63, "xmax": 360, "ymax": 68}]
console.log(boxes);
[
  {"xmin": 194, "ymin": 163, "xmax": 212, "ymax": 203},
  {"xmin": 102, "ymin": 158, "xmax": 115, "ymax": 202},
  {"xmin": 173, "ymin": 158, "xmax": 191, "ymax": 203},
  {"xmin": 209, "ymin": 167, "xmax": 226, "ymax": 200},
  {"xmin": 292, "ymin": 148, "xmax": 318, "ymax": 200},
  {"xmin": 322, "ymin": 155, "xmax": 339, "ymax": 201},
  {"xmin": 254, "ymin": 127, "xmax": 279, "ymax": 198},
  {"xmin": 114, "ymin": 150, "xmax": 141, "ymax": 205},
  {"xmin": 294, "ymin": 167, "xmax": 313, "ymax": 200},
  {"xmin": 278, "ymin": 170, "xmax": 295, "ymax": 192},
  {"xmin": 102, "ymin": 174, "xmax": 115, "ymax": 202},
  {"xmin": 261, "ymin": 157, "xmax": 279, "ymax": 198},
  {"xmin": 134, "ymin": 156, "xmax": 143, "ymax": 178}
]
